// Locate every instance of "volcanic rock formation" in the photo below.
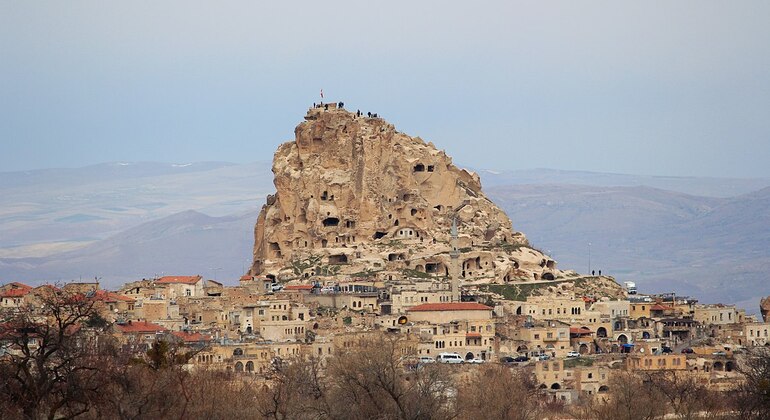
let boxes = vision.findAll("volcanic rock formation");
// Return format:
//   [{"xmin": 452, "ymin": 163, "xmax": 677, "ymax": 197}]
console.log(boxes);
[
  {"xmin": 250, "ymin": 104, "xmax": 561, "ymax": 284},
  {"xmin": 761, "ymin": 296, "xmax": 770, "ymax": 322}
]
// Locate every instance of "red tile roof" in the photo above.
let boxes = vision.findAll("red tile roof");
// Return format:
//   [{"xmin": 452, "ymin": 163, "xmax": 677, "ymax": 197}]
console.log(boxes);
[
  {"xmin": 407, "ymin": 302, "xmax": 493, "ymax": 312},
  {"xmin": 116, "ymin": 321, "xmax": 166, "ymax": 334},
  {"xmin": 155, "ymin": 276, "xmax": 202, "ymax": 285},
  {"xmin": 4, "ymin": 282, "xmax": 33, "ymax": 290},
  {"xmin": 570, "ymin": 327, "xmax": 593, "ymax": 334},
  {"xmin": 466, "ymin": 332, "xmax": 482, "ymax": 338},
  {"xmin": 171, "ymin": 331, "xmax": 211, "ymax": 342},
  {"xmin": 92, "ymin": 290, "xmax": 135, "ymax": 302},
  {"xmin": 284, "ymin": 285, "xmax": 313, "ymax": 291},
  {"xmin": 650, "ymin": 304, "xmax": 673, "ymax": 311},
  {"xmin": 1, "ymin": 288, "xmax": 30, "ymax": 298}
]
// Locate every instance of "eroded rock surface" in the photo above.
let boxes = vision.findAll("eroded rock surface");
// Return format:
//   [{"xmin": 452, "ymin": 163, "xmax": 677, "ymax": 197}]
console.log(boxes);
[
  {"xmin": 761, "ymin": 296, "xmax": 770, "ymax": 322},
  {"xmin": 250, "ymin": 105, "xmax": 561, "ymax": 283}
]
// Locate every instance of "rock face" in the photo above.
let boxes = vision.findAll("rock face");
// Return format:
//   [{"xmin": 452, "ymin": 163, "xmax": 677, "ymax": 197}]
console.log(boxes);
[
  {"xmin": 761, "ymin": 296, "xmax": 770, "ymax": 322},
  {"xmin": 250, "ymin": 104, "xmax": 560, "ymax": 283}
]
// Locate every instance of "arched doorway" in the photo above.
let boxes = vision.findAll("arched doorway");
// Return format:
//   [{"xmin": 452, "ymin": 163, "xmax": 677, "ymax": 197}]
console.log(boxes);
[
  {"xmin": 517, "ymin": 345, "xmax": 528, "ymax": 353},
  {"xmin": 598, "ymin": 385, "xmax": 609, "ymax": 393},
  {"xmin": 597, "ymin": 327, "xmax": 607, "ymax": 338},
  {"xmin": 235, "ymin": 362, "xmax": 244, "ymax": 372},
  {"xmin": 618, "ymin": 334, "xmax": 628, "ymax": 345},
  {"xmin": 614, "ymin": 321, "xmax": 623, "ymax": 330},
  {"xmin": 551, "ymin": 383, "xmax": 561, "ymax": 390},
  {"xmin": 579, "ymin": 343, "xmax": 589, "ymax": 354},
  {"xmin": 642, "ymin": 331, "xmax": 651, "ymax": 339},
  {"xmin": 713, "ymin": 361, "xmax": 724, "ymax": 371},
  {"xmin": 465, "ymin": 352, "xmax": 475, "ymax": 361},
  {"xmin": 246, "ymin": 361, "xmax": 254, "ymax": 372},
  {"xmin": 726, "ymin": 361, "xmax": 735, "ymax": 372}
]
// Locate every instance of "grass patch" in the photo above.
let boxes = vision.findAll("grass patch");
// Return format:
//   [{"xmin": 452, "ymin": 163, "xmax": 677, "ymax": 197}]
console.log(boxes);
[
  {"xmin": 400, "ymin": 268, "xmax": 432, "ymax": 279},
  {"xmin": 480, "ymin": 283, "xmax": 549, "ymax": 301},
  {"xmin": 564, "ymin": 357, "xmax": 594, "ymax": 368}
]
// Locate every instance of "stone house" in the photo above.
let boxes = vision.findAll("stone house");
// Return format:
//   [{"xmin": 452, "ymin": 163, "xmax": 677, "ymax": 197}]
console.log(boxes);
[
  {"xmin": 154, "ymin": 275, "xmax": 205, "ymax": 299},
  {"xmin": 0, "ymin": 282, "xmax": 32, "ymax": 307}
]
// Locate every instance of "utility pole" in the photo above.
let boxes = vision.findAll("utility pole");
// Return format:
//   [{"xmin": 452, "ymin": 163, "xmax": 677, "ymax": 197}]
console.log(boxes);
[{"xmin": 450, "ymin": 216, "xmax": 460, "ymax": 302}]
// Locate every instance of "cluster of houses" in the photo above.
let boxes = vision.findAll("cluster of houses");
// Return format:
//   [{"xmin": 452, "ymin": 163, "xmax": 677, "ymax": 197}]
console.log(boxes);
[{"xmin": 1, "ymin": 274, "xmax": 767, "ymax": 403}]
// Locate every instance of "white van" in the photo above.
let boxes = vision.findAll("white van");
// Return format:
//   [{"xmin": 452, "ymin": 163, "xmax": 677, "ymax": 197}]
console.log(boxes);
[{"xmin": 436, "ymin": 352, "xmax": 464, "ymax": 364}]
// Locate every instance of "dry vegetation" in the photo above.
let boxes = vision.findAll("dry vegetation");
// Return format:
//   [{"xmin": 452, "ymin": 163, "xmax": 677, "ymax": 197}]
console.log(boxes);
[{"xmin": 1, "ymin": 294, "xmax": 768, "ymax": 419}]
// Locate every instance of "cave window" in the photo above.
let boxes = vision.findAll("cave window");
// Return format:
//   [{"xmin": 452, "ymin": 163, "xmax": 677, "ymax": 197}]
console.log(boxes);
[
  {"xmin": 427, "ymin": 165, "xmax": 434, "ymax": 172},
  {"xmin": 346, "ymin": 220, "xmax": 356, "ymax": 228},
  {"xmin": 323, "ymin": 217, "xmax": 339, "ymax": 227},
  {"xmin": 322, "ymin": 239, "xmax": 328, "ymax": 248},
  {"xmin": 321, "ymin": 191, "xmax": 328, "ymax": 200},
  {"xmin": 411, "ymin": 209, "xmax": 417, "ymax": 216},
  {"xmin": 388, "ymin": 214, "xmax": 392, "ymax": 219},
  {"xmin": 329, "ymin": 254, "xmax": 348, "ymax": 264},
  {"xmin": 413, "ymin": 163, "xmax": 425, "ymax": 172},
  {"xmin": 394, "ymin": 219, "xmax": 399, "ymax": 226},
  {"xmin": 434, "ymin": 205, "xmax": 443, "ymax": 211},
  {"xmin": 373, "ymin": 231, "xmax": 387, "ymax": 240}
]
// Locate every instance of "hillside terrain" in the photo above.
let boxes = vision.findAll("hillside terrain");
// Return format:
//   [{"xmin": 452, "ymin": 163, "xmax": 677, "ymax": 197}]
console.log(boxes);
[{"xmin": 0, "ymin": 161, "xmax": 768, "ymax": 310}]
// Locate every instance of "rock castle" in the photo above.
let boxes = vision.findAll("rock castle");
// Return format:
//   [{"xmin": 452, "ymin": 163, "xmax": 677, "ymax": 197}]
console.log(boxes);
[{"xmin": 249, "ymin": 103, "xmax": 562, "ymax": 286}]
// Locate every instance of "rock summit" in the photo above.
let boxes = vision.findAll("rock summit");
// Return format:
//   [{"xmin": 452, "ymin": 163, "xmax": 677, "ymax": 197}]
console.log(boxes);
[{"xmin": 250, "ymin": 104, "xmax": 560, "ymax": 284}]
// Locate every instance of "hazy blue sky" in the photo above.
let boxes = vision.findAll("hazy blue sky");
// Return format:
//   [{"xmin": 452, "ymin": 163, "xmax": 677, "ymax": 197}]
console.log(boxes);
[{"xmin": 2, "ymin": 1, "xmax": 769, "ymax": 177}]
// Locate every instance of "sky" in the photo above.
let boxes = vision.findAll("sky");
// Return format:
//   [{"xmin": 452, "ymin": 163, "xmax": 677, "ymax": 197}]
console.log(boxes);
[{"xmin": 2, "ymin": 1, "xmax": 770, "ymax": 178}]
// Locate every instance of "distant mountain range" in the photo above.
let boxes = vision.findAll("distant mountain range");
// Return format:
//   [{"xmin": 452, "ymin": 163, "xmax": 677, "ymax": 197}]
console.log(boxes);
[
  {"xmin": 486, "ymin": 184, "xmax": 770, "ymax": 311},
  {"xmin": 1, "ymin": 162, "xmax": 768, "ymax": 313}
]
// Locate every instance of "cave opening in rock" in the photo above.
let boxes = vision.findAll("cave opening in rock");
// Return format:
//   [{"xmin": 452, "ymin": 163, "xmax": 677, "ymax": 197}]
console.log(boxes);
[{"xmin": 322, "ymin": 217, "xmax": 339, "ymax": 227}]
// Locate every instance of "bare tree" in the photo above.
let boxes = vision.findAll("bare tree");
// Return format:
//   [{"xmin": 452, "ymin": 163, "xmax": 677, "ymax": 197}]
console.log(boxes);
[
  {"xmin": 732, "ymin": 348, "xmax": 770, "ymax": 420},
  {"xmin": 0, "ymin": 289, "xmax": 110, "ymax": 419},
  {"xmin": 325, "ymin": 333, "xmax": 456, "ymax": 420},
  {"xmin": 254, "ymin": 355, "xmax": 329, "ymax": 420},
  {"xmin": 642, "ymin": 370, "xmax": 725, "ymax": 419},
  {"xmin": 455, "ymin": 365, "xmax": 544, "ymax": 420},
  {"xmin": 570, "ymin": 371, "xmax": 664, "ymax": 420}
]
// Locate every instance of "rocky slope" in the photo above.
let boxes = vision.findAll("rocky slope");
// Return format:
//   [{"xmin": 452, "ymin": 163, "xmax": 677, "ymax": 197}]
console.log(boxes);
[{"xmin": 250, "ymin": 105, "xmax": 561, "ymax": 284}]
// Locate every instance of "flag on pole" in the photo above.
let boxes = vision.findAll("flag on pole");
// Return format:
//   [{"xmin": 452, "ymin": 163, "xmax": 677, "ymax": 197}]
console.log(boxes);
[{"xmin": 320, "ymin": 89, "xmax": 324, "ymax": 99}]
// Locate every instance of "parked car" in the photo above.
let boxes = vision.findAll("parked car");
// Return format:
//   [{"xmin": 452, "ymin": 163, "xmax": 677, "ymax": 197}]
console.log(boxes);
[
  {"xmin": 681, "ymin": 348, "xmax": 694, "ymax": 354},
  {"xmin": 567, "ymin": 351, "xmax": 580, "ymax": 358},
  {"xmin": 537, "ymin": 354, "xmax": 551, "ymax": 361},
  {"xmin": 270, "ymin": 283, "xmax": 284, "ymax": 292},
  {"xmin": 418, "ymin": 356, "xmax": 436, "ymax": 365},
  {"xmin": 513, "ymin": 355, "xmax": 529, "ymax": 363},
  {"xmin": 320, "ymin": 285, "xmax": 336, "ymax": 294},
  {"xmin": 436, "ymin": 352, "xmax": 464, "ymax": 364},
  {"xmin": 712, "ymin": 351, "xmax": 727, "ymax": 356},
  {"xmin": 466, "ymin": 358, "xmax": 485, "ymax": 364},
  {"xmin": 500, "ymin": 356, "xmax": 516, "ymax": 364},
  {"xmin": 662, "ymin": 346, "xmax": 673, "ymax": 354}
]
